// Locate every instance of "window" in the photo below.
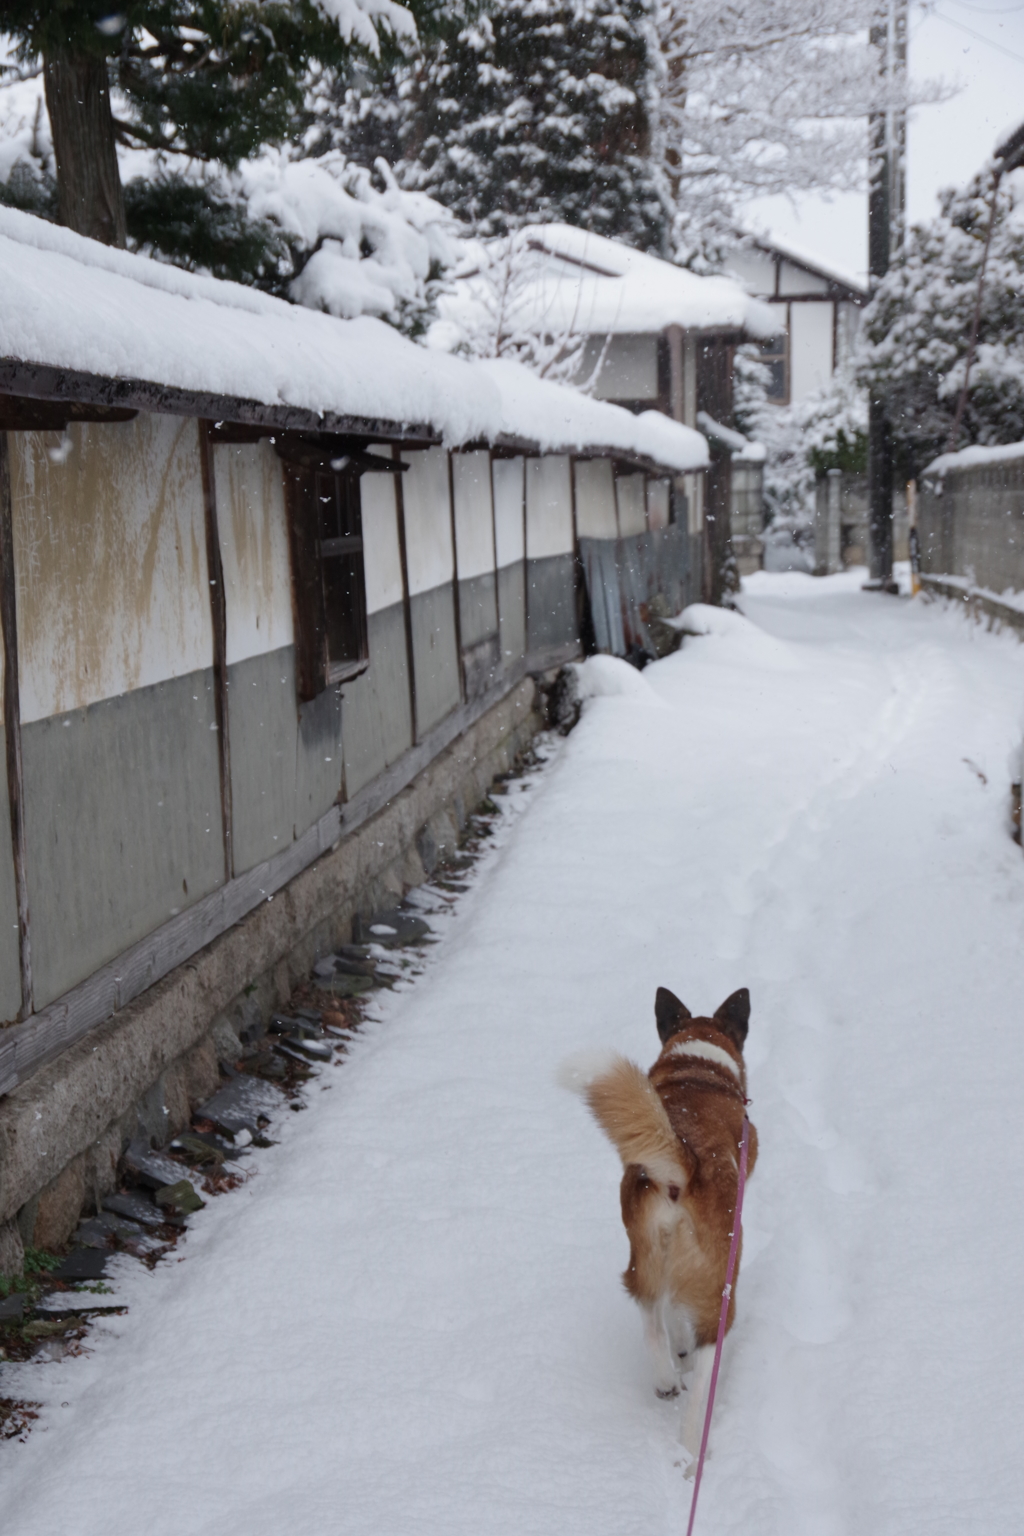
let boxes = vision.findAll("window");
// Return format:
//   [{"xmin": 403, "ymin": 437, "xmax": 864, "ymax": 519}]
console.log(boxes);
[
  {"xmin": 279, "ymin": 443, "xmax": 370, "ymax": 700},
  {"xmin": 759, "ymin": 332, "xmax": 789, "ymax": 404}
]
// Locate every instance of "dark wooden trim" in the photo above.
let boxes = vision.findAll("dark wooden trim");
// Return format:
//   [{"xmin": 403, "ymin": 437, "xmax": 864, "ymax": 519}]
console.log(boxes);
[
  {"xmin": 0, "ymin": 670, "xmax": 536, "ymax": 1098},
  {"xmin": 199, "ymin": 421, "xmax": 233, "ymax": 882},
  {"xmin": 0, "ymin": 358, "xmax": 439, "ymax": 446},
  {"xmin": 488, "ymin": 449, "xmax": 503, "ymax": 657},
  {"xmin": 392, "ymin": 444, "xmax": 419, "ymax": 743},
  {"xmin": 0, "ymin": 394, "xmax": 136, "ymax": 432},
  {"xmin": 0, "ymin": 432, "xmax": 32, "ymax": 1019},
  {"xmin": 447, "ymin": 451, "xmax": 466, "ymax": 704}
]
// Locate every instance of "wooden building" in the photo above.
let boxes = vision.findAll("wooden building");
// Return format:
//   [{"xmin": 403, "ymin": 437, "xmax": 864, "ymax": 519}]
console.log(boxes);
[
  {"xmin": 0, "ymin": 209, "xmax": 708, "ymax": 1265},
  {"xmin": 440, "ymin": 225, "xmax": 775, "ymax": 602}
]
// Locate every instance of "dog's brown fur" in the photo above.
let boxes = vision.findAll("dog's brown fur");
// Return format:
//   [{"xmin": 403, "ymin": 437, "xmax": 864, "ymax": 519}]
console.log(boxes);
[{"xmin": 569, "ymin": 987, "xmax": 758, "ymax": 1359}]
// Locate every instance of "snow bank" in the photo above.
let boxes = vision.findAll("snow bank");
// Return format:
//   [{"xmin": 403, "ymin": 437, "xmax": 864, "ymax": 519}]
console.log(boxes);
[
  {"xmin": 696, "ymin": 411, "xmax": 766, "ymax": 462},
  {"xmin": 923, "ymin": 439, "xmax": 1024, "ymax": 478},
  {"xmin": 569, "ymin": 654, "xmax": 660, "ymax": 702},
  {"xmin": 673, "ymin": 603, "xmax": 797, "ymax": 667},
  {"xmin": 741, "ymin": 568, "xmax": 869, "ymax": 599},
  {"xmin": 0, "ymin": 207, "xmax": 707, "ymax": 472}
]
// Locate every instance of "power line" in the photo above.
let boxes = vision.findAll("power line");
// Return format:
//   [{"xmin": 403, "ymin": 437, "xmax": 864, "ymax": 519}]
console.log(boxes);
[
  {"xmin": 946, "ymin": 0, "xmax": 1024, "ymax": 14},
  {"xmin": 931, "ymin": 7, "xmax": 1024, "ymax": 61}
]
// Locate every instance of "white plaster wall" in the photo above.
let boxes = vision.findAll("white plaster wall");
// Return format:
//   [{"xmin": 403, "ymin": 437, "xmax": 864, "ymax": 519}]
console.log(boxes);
[
  {"xmin": 684, "ymin": 472, "xmax": 704, "ymax": 534},
  {"xmin": 574, "ymin": 459, "xmax": 618, "ymax": 539},
  {"xmin": 724, "ymin": 248, "xmax": 776, "ymax": 296},
  {"xmin": 835, "ymin": 301, "xmax": 862, "ymax": 370},
  {"xmin": 361, "ymin": 465, "xmax": 404, "ymax": 616},
  {"xmin": 648, "ymin": 479, "xmax": 670, "ymax": 531},
  {"xmin": 11, "ymin": 415, "xmax": 214, "ymax": 724},
  {"xmin": 616, "ymin": 473, "xmax": 647, "ymax": 537},
  {"xmin": 526, "ymin": 456, "xmax": 574, "ymax": 560},
  {"xmin": 214, "ymin": 440, "xmax": 294, "ymax": 666},
  {"xmin": 789, "ymin": 302, "xmax": 834, "ymax": 401},
  {"xmin": 401, "ymin": 447, "xmax": 454, "ymax": 596},
  {"xmin": 779, "ymin": 262, "xmax": 829, "ymax": 296},
  {"xmin": 451, "ymin": 451, "xmax": 496, "ymax": 581},
  {"xmin": 492, "ymin": 457, "xmax": 525, "ymax": 570}
]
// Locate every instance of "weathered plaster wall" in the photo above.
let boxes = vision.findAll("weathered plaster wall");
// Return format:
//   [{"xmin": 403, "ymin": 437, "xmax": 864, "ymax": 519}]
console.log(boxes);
[
  {"xmin": 21, "ymin": 669, "xmax": 224, "ymax": 1009},
  {"xmin": 213, "ymin": 440, "xmax": 294, "ymax": 666},
  {"xmin": 616, "ymin": 472, "xmax": 648, "ymax": 537},
  {"xmin": 574, "ymin": 459, "xmax": 618, "ymax": 540},
  {"xmin": 10, "ymin": 417, "xmax": 213, "ymax": 724}
]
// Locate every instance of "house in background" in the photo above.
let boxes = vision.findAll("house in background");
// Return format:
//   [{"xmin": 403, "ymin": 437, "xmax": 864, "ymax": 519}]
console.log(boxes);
[
  {"xmin": 724, "ymin": 236, "xmax": 868, "ymax": 406},
  {"xmin": 437, "ymin": 224, "xmax": 775, "ymax": 600}
]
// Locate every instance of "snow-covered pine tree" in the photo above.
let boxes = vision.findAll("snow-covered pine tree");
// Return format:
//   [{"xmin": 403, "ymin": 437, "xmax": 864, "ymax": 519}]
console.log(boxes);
[
  {"xmin": 337, "ymin": 0, "xmax": 671, "ymax": 253},
  {"xmin": 858, "ymin": 167, "xmax": 1024, "ymax": 475},
  {"xmin": 0, "ymin": 0, "xmax": 439, "ymax": 268}
]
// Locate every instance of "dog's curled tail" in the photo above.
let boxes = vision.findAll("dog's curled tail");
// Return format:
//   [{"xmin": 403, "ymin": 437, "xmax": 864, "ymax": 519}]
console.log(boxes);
[{"xmin": 558, "ymin": 1050, "xmax": 692, "ymax": 1189}]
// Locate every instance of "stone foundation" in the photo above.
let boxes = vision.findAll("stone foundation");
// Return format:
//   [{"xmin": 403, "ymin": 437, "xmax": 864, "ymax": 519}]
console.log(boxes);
[{"xmin": 0, "ymin": 677, "xmax": 541, "ymax": 1275}]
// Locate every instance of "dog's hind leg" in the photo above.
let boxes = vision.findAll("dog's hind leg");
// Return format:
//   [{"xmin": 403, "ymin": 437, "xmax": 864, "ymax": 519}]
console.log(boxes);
[
  {"xmin": 642, "ymin": 1300, "xmax": 682, "ymax": 1398},
  {"xmin": 680, "ymin": 1343, "xmax": 715, "ymax": 1471}
]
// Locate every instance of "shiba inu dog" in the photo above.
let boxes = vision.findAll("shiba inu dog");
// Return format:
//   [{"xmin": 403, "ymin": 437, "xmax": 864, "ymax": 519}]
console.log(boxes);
[{"xmin": 560, "ymin": 986, "xmax": 757, "ymax": 1460}]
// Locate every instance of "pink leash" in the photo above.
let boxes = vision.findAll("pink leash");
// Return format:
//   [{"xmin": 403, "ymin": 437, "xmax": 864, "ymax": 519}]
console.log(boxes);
[{"xmin": 685, "ymin": 1113, "xmax": 751, "ymax": 1536}]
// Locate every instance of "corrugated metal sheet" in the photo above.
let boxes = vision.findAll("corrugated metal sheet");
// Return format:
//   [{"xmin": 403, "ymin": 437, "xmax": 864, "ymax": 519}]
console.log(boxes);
[{"xmin": 579, "ymin": 526, "xmax": 695, "ymax": 659}]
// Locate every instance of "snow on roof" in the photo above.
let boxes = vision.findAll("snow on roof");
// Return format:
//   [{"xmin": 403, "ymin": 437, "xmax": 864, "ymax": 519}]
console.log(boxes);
[
  {"xmin": 443, "ymin": 224, "xmax": 777, "ymax": 341},
  {"xmin": 923, "ymin": 440, "xmax": 1024, "ymax": 478},
  {"xmin": 479, "ymin": 359, "xmax": 707, "ymax": 470},
  {"xmin": 0, "ymin": 207, "xmax": 707, "ymax": 474},
  {"xmin": 696, "ymin": 411, "xmax": 766, "ymax": 463},
  {"xmin": 748, "ymin": 232, "xmax": 868, "ymax": 298}
]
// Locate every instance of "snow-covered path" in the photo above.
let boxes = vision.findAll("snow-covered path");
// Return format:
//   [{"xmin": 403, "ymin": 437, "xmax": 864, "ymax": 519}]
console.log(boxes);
[{"xmin": 5, "ymin": 574, "xmax": 1024, "ymax": 1536}]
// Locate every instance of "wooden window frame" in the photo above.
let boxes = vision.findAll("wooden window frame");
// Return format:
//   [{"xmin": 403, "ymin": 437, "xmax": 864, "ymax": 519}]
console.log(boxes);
[{"xmin": 277, "ymin": 438, "xmax": 403, "ymax": 702}]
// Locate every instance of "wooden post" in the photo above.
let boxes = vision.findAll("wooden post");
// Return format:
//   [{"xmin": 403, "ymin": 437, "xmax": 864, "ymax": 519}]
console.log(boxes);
[
  {"xmin": 0, "ymin": 432, "xmax": 32, "ymax": 1017},
  {"xmin": 198, "ymin": 421, "xmax": 234, "ymax": 882},
  {"xmin": 393, "ymin": 445, "xmax": 419, "ymax": 743},
  {"xmin": 447, "ymin": 451, "xmax": 466, "ymax": 703}
]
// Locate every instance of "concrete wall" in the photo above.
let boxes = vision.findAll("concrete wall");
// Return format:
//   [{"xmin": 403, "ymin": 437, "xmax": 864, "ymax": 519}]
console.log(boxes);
[
  {"xmin": 919, "ymin": 458, "xmax": 1024, "ymax": 595},
  {"xmin": 813, "ymin": 472, "xmax": 909, "ymax": 574}
]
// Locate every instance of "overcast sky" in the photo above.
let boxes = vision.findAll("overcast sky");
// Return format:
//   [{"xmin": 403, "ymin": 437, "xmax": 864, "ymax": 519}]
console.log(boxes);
[{"xmin": 743, "ymin": 0, "xmax": 1024, "ymax": 284}]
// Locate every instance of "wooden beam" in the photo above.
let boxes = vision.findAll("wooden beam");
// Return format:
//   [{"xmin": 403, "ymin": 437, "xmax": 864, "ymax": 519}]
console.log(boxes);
[
  {"xmin": 0, "ymin": 432, "xmax": 32, "ymax": 1019},
  {"xmin": 447, "ymin": 451, "xmax": 467, "ymax": 705},
  {"xmin": 0, "ymin": 394, "xmax": 137, "ymax": 432},
  {"xmin": 0, "ymin": 360, "xmax": 440, "ymax": 446},
  {"xmin": 198, "ymin": 421, "xmax": 233, "ymax": 882},
  {"xmin": 393, "ymin": 444, "xmax": 419, "ymax": 744}
]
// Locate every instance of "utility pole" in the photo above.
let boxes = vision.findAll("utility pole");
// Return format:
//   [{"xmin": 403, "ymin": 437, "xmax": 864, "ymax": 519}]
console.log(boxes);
[{"xmin": 866, "ymin": 0, "xmax": 907, "ymax": 591}]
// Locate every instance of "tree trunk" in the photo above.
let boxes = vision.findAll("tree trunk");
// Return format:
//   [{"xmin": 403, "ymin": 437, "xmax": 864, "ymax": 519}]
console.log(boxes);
[{"xmin": 43, "ymin": 51, "xmax": 126, "ymax": 248}]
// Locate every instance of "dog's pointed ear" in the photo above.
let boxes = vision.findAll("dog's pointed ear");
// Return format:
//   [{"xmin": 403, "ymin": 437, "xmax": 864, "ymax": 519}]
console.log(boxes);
[
  {"xmin": 713, "ymin": 988, "xmax": 750, "ymax": 1049},
  {"xmin": 655, "ymin": 986, "xmax": 692, "ymax": 1044}
]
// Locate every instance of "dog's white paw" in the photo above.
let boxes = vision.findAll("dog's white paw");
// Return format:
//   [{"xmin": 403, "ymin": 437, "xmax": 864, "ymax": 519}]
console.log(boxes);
[{"xmin": 555, "ymin": 1048, "xmax": 621, "ymax": 1094}]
